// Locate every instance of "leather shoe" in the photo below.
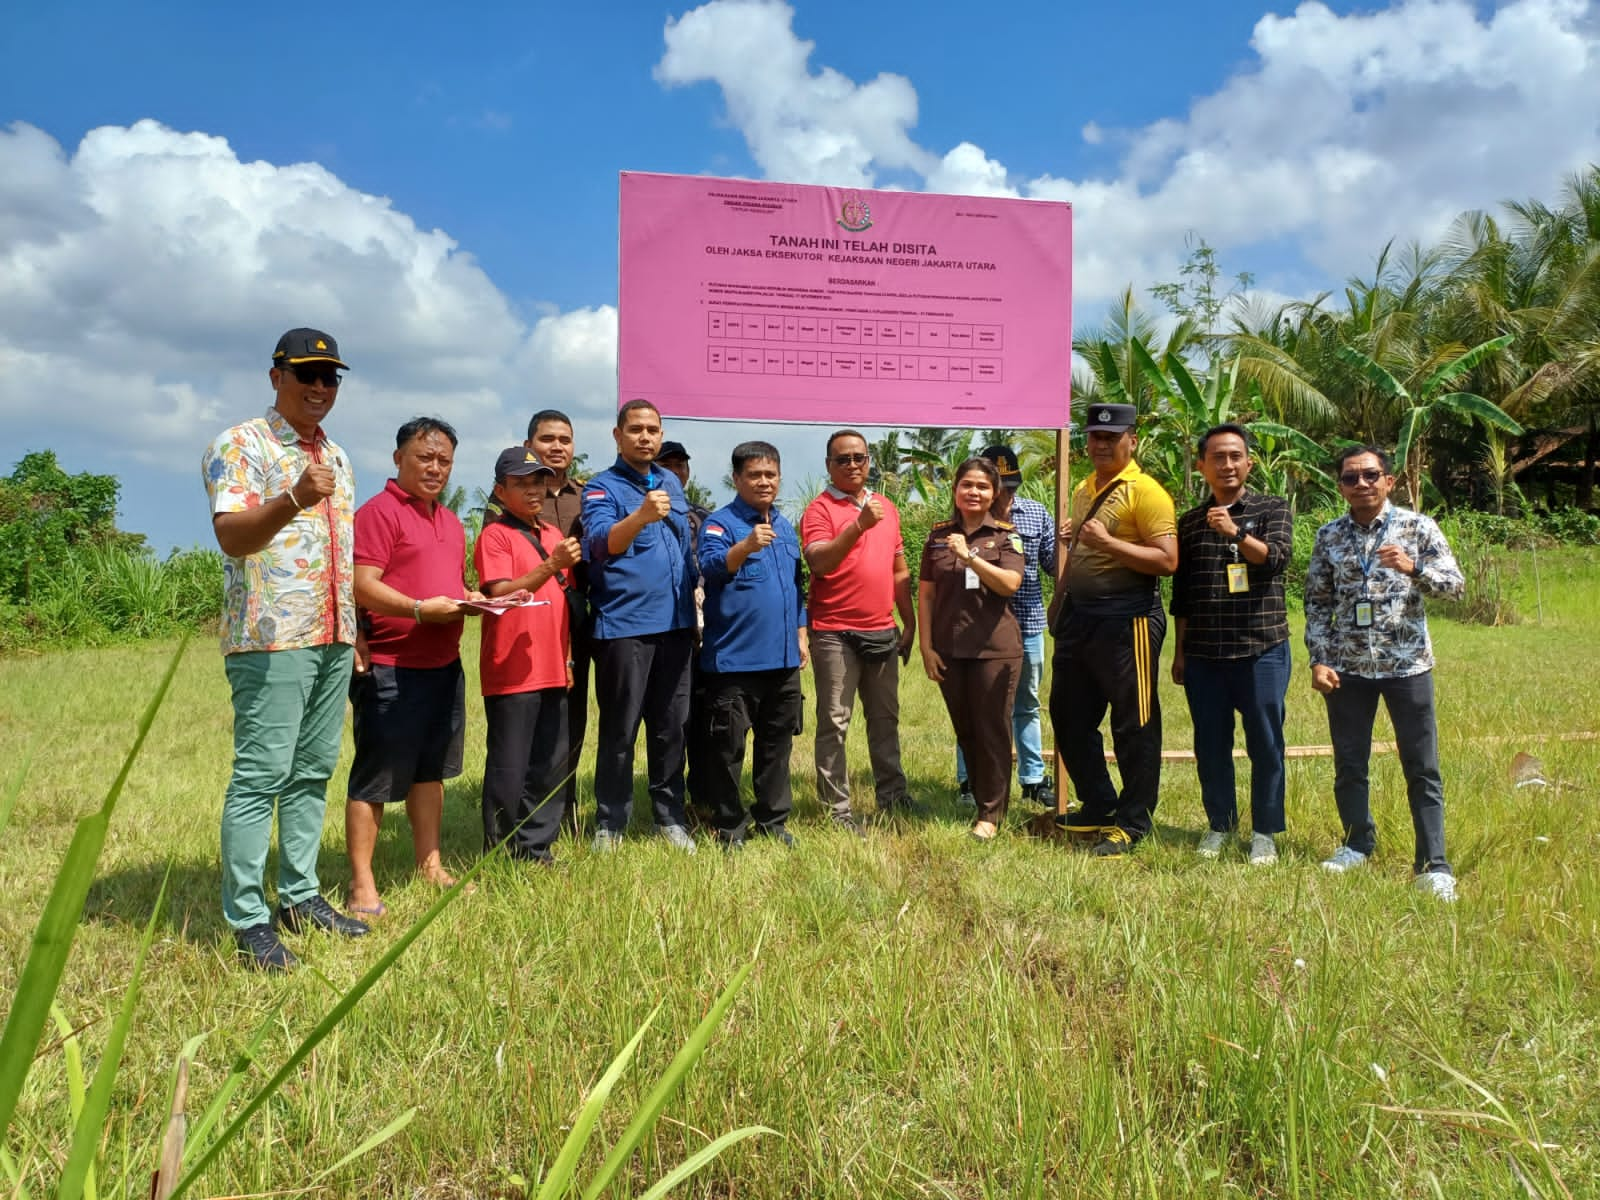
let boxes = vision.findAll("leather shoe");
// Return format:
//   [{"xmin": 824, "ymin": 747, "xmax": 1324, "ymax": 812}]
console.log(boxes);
[
  {"xmin": 275, "ymin": 895, "xmax": 371, "ymax": 938},
  {"xmin": 235, "ymin": 923, "xmax": 299, "ymax": 973}
]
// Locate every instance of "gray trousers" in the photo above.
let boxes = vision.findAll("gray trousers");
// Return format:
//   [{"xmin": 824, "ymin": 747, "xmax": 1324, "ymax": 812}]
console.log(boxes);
[
  {"xmin": 1324, "ymin": 669, "xmax": 1450, "ymax": 874},
  {"xmin": 811, "ymin": 630, "xmax": 907, "ymax": 817}
]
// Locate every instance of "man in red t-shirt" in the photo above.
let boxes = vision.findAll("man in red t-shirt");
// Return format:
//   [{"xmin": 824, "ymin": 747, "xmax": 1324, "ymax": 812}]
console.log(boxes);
[
  {"xmin": 801, "ymin": 430, "xmax": 918, "ymax": 832},
  {"xmin": 475, "ymin": 447, "xmax": 583, "ymax": 862},
  {"xmin": 345, "ymin": 418, "xmax": 481, "ymax": 916}
]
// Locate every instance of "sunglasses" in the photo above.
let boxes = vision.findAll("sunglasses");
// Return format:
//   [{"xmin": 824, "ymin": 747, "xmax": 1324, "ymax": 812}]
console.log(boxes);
[
  {"xmin": 286, "ymin": 363, "xmax": 344, "ymax": 388},
  {"xmin": 830, "ymin": 453, "xmax": 870, "ymax": 467},
  {"xmin": 1339, "ymin": 469, "xmax": 1385, "ymax": 486}
]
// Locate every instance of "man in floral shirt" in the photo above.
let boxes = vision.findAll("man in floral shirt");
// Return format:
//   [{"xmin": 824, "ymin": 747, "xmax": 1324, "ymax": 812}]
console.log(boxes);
[
  {"xmin": 1305, "ymin": 445, "xmax": 1465, "ymax": 902},
  {"xmin": 202, "ymin": 328, "xmax": 370, "ymax": 972}
]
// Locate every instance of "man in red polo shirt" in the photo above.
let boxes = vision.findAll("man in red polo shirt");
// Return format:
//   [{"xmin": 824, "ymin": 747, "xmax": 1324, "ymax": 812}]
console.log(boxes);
[
  {"xmin": 802, "ymin": 429, "xmax": 917, "ymax": 833},
  {"xmin": 344, "ymin": 417, "xmax": 482, "ymax": 916}
]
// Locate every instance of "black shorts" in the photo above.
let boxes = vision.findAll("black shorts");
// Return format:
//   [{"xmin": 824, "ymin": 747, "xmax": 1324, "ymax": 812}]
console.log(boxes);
[{"xmin": 347, "ymin": 661, "xmax": 466, "ymax": 804}]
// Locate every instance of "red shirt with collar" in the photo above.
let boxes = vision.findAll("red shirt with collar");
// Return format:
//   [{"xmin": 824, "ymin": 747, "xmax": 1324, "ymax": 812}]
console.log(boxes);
[{"xmin": 354, "ymin": 478, "xmax": 467, "ymax": 668}]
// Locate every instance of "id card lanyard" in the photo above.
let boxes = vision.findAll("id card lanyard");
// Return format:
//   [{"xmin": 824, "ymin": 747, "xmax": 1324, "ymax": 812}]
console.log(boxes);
[
  {"xmin": 1225, "ymin": 504, "xmax": 1250, "ymax": 594},
  {"xmin": 1354, "ymin": 512, "xmax": 1390, "ymax": 628}
]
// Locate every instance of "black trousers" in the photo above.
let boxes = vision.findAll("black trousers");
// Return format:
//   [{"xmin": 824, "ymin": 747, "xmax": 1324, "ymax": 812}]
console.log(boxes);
[
  {"xmin": 1324, "ymin": 670, "xmax": 1449, "ymax": 873},
  {"xmin": 592, "ymin": 629, "xmax": 694, "ymax": 833},
  {"xmin": 482, "ymin": 688, "xmax": 569, "ymax": 861},
  {"xmin": 1050, "ymin": 607, "xmax": 1166, "ymax": 840},
  {"xmin": 700, "ymin": 668, "xmax": 803, "ymax": 838},
  {"xmin": 684, "ymin": 657, "xmax": 712, "ymax": 821}
]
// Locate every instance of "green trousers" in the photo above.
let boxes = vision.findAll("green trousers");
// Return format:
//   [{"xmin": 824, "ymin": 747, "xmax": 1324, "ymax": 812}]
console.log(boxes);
[{"xmin": 220, "ymin": 643, "xmax": 353, "ymax": 929}]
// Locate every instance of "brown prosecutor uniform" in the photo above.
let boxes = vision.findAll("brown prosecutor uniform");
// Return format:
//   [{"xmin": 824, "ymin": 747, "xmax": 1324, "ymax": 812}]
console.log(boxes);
[
  {"xmin": 542, "ymin": 477, "xmax": 590, "ymax": 818},
  {"xmin": 920, "ymin": 518, "xmax": 1025, "ymax": 825}
]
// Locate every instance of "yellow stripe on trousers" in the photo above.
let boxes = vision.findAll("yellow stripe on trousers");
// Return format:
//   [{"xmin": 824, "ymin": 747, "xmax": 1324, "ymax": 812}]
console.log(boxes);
[{"xmin": 1133, "ymin": 616, "xmax": 1151, "ymax": 726}]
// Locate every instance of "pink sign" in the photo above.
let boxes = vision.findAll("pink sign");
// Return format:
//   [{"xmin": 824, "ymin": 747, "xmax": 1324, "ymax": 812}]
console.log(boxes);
[{"xmin": 618, "ymin": 172, "xmax": 1072, "ymax": 429}]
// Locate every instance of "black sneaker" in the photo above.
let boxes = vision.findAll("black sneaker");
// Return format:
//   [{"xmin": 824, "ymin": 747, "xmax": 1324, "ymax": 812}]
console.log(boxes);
[
  {"xmin": 275, "ymin": 895, "xmax": 371, "ymax": 938},
  {"xmin": 1091, "ymin": 827, "xmax": 1135, "ymax": 858},
  {"xmin": 956, "ymin": 779, "xmax": 976, "ymax": 808},
  {"xmin": 756, "ymin": 826, "xmax": 797, "ymax": 848},
  {"xmin": 1022, "ymin": 780, "xmax": 1057, "ymax": 806},
  {"xmin": 235, "ymin": 923, "xmax": 299, "ymax": 973}
]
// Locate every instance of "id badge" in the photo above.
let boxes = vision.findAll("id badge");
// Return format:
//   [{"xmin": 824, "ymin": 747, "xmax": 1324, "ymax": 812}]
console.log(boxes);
[
  {"xmin": 1226, "ymin": 562, "xmax": 1249, "ymax": 594},
  {"xmin": 1354, "ymin": 600, "xmax": 1374, "ymax": 628},
  {"xmin": 965, "ymin": 567, "xmax": 981, "ymax": 590}
]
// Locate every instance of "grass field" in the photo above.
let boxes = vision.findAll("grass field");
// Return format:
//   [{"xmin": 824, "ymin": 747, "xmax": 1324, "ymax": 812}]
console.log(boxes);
[{"xmin": 2, "ymin": 546, "xmax": 1598, "ymax": 1198}]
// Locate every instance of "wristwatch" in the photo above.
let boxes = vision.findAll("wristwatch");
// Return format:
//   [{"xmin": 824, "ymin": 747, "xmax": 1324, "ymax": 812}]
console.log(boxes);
[{"xmin": 1231, "ymin": 528, "xmax": 1248, "ymax": 544}]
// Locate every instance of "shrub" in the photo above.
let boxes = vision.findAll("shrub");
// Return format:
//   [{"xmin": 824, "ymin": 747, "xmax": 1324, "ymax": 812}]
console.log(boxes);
[{"xmin": 0, "ymin": 545, "xmax": 221, "ymax": 653}]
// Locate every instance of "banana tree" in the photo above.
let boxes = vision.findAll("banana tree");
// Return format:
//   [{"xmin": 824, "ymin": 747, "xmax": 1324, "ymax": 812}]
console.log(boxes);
[
  {"xmin": 1130, "ymin": 343, "xmax": 1242, "ymax": 497},
  {"xmin": 1336, "ymin": 334, "xmax": 1522, "ymax": 510}
]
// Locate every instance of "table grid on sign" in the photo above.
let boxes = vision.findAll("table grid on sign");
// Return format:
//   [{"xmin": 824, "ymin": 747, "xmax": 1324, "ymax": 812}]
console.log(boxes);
[{"xmin": 705, "ymin": 310, "xmax": 1004, "ymax": 383}]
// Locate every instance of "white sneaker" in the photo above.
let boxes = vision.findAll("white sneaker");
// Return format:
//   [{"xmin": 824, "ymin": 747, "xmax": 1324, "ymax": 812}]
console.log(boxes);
[
  {"xmin": 1414, "ymin": 870, "xmax": 1458, "ymax": 903},
  {"xmin": 658, "ymin": 824, "xmax": 698, "ymax": 855},
  {"xmin": 1320, "ymin": 845, "xmax": 1369, "ymax": 873},
  {"xmin": 1249, "ymin": 832, "xmax": 1278, "ymax": 866},
  {"xmin": 1196, "ymin": 831, "xmax": 1227, "ymax": 860}
]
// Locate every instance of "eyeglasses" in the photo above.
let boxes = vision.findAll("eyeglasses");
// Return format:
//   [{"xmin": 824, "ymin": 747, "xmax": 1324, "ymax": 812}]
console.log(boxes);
[
  {"xmin": 1339, "ymin": 468, "xmax": 1385, "ymax": 486},
  {"xmin": 830, "ymin": 453, "xmax": 870, "ymax": 467},
  {"xmin": 287, "ymin": 364, "xmax": 343, "ymax": 388}
]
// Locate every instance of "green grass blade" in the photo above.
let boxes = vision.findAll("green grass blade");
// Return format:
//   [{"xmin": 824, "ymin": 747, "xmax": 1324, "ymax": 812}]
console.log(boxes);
[
  {"xmin": 169, "ymin": 853, "xmax": 503, "ymax": 1200},
  {"xmin": 535, "ymin": 1007, "xmax": 661, "ymax": 1200},
  {"xmin": 0, "ymin": 746, "xmax": 32, "ymax": 841},
  {"xmin": 1, "ymin": 1143, "xmax": 37, "ymax": 1200},
  {"xmin": 181, "ymin": 1016, "xmax": 278, "ymax": 1156},
  {"xmin": 633, "ymin": 1127, "xmax": 776, "ymax": 1200},
  {"xmin": 583, "ymin": 961, "xmax": 754, "ymax": 1200},
  {"xmin": 55, "ymin": 866, "xmax": 171, "ymax": 1200},
  {"xmin": 0, "ymin": 639, "xmax": 186, "ymax": 1139},
  {"xmin": 47, "ymin": 1005, "xmax": 93, "ymax": 1200},
  {"xmin": 306, "ymin": 1107, "xmax": 418, "ymax": 1186}
]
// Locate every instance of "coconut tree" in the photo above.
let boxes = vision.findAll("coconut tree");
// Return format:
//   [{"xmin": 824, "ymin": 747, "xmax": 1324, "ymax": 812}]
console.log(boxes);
[{"xmin": 1336, "ymin": 334, "xmax": 1523, "ymax": 510}]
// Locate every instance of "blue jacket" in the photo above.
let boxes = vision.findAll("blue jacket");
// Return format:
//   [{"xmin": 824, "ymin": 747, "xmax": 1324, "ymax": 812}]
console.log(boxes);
[
  {"xmin": 698, "ymin": 496, "xmax": 807, "ymax": 673},
  {"xmin": 581, "ymin": 456, "xmax": 696, "ymax": 639}
]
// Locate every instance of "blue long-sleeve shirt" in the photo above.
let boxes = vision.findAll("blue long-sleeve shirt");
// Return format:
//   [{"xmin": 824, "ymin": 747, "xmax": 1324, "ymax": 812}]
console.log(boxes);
[
  {"xmin": 697, "ymin": 496, "xmax": 807, "ymax": 673},
  {"xmin": 581, "ymin": 456, "xmax": 696, "ymax": 639}
]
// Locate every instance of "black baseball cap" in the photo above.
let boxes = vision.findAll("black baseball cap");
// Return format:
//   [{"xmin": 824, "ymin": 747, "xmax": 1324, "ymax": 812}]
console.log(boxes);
[
  {"xmin": 979, "ymin": 444, "xmax": 1022, "ymax": 487},
  {"xmin": 494, "ymin": 446, "xmax": 555, "ymax": 481},
  {"xmin": 1083, "ymin": 403, "xmax": 1137, "ymax": 433},
  {"xmin": 272, "ymin": 328, "xmax": 348, "ymax": 369},
  {"xmin": 657, "ymin": 440, "xmax": 691, "ymax": 462}
]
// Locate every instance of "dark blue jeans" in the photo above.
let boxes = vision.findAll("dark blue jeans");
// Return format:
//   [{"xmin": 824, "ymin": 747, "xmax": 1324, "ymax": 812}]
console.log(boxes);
[
  {"xmin": 1323, "ymin": 670, "xmax": 1450, "ymax": 875},
  {"xmin": 1182, "ymin": 640, "xmax": 1290, "ymax": 835}
]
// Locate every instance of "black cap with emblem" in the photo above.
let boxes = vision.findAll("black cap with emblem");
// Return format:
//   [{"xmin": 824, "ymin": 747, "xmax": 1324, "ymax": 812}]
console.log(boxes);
[
  {"xmin": 272, "ymin": 327, "xmax": 349, "ymax": 369},
  {"xmin": 1083, "ymin": 402, "xmax": 1137, "ymax": 433}
]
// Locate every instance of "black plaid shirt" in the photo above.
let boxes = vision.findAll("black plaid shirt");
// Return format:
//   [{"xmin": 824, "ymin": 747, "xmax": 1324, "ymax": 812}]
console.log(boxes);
[{"xmin": 1169, "ymin": 489, "xmax": 1292, "ymax": 659}]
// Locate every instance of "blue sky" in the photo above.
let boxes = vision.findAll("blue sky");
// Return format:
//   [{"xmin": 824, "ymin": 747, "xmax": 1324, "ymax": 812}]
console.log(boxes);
[{"xmin": 3, "ymin": 0, "xmax": 1598, "ymax": 550}]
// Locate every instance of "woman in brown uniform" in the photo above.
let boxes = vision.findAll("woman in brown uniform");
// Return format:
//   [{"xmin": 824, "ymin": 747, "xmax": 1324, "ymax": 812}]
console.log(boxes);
[{"xmin": 918, "ymin": 457, "xmax": 1025, "ymax": 839}]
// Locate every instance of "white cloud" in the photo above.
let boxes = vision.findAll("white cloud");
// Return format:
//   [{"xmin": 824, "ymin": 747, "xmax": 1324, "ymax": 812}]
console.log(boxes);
[
  {"xmin": 0, "ymin": 119, "xmax": 621, "ymax": 543},
  {"xmin": 656, "ymin": 0, "xmax": 1600, "ymax": 306},
  {"xmin": 656, "ymin": 0, "xmax": 935, "ymax": 186}
]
